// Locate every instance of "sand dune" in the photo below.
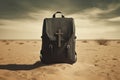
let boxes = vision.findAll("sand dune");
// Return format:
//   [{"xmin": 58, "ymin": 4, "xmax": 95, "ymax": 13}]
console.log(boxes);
[{"xmin": 0, "ymin": 40, "xmax": 120, "ymax": 80}]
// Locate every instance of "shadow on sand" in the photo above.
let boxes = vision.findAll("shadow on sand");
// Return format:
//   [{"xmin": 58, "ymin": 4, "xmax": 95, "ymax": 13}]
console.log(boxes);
[{"xmin": 0, "ymin": 61, "xmax": 47, "ymax": 71}]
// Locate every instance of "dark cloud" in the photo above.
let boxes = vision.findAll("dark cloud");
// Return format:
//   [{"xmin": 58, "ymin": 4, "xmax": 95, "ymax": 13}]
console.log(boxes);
[
  {"xmin": 97, "ymin": 7, "xmax": 120, "ymax": 19},
  {"xmin": 0, "ymin": 0, "xmax": 120, "ymax": 20},
  {"xmin": 0, "ymin": 0, "xmax": 40, "ymax": 19}
]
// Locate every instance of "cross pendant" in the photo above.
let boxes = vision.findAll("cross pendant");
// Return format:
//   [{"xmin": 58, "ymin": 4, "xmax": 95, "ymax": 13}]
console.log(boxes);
[{"xmin": 56, "ymin": 29, "xmax": 63, "ymax": 47}]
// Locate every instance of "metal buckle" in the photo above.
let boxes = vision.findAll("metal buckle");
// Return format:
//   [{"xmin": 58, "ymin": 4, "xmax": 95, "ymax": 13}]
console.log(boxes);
[
  {"xmin": 49, "ymin": 44, "xmax": 53, "ymax": 48},
  {"xmin": 67, "ymin": 45, "xmax": 70, "ymax": 48}
]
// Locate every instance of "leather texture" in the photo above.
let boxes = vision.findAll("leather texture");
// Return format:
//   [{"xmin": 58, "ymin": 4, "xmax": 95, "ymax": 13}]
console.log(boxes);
[{"xmin": 40, "ymin": 12, "xmax": 77, "ymax": 64}]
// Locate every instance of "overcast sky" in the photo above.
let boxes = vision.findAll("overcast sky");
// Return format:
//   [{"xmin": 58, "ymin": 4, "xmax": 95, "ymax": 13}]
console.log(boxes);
[{"xmin": 0, "ymin": 0, "xmax": 120, "ymax": 39}]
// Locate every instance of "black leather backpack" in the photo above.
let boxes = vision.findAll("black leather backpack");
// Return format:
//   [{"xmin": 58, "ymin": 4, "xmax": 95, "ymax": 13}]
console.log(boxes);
[{"xmin": 40, "ymin": 11, "xmax": 77, "ymax": 64}]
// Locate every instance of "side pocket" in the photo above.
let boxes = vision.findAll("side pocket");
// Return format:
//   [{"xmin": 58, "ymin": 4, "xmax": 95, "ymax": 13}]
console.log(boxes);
[{"xmin": 66, "ymin": 41, "xmax": 75, "ymax": 60}]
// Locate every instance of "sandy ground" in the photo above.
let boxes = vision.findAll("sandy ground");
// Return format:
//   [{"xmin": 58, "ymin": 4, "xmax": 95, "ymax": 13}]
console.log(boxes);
[{"xmin": 0, "ymin": 40, "xmax": 120, "ymax": 80}]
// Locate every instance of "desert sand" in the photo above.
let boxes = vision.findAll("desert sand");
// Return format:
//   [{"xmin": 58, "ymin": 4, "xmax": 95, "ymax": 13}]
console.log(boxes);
[{"xmin": 0, "ymin": 40, "xmax": 120, "ymax": 80}]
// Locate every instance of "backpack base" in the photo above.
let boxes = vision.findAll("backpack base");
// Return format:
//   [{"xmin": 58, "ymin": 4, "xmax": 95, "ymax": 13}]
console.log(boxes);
[{"xmin": 40, "ymin": 53, "xmax": 77, "ymax": 65}]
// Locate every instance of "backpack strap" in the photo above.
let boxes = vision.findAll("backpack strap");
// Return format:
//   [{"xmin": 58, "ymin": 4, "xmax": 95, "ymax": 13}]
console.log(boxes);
[
  {"xmin": 49, "ymin": 43, "xmax": 53, "ymax": 56},
  {"xmin": 66, "ymin": 34, "xmax": 76, "ymax": 51}
]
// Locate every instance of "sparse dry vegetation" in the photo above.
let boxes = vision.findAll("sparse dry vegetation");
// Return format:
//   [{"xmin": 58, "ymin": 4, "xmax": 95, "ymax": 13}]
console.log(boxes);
[
  {"xmin": 6, "ymin": 42, "xmax": 9, "ymax": 45},
  {"xmin": 2, "ymin": 40, "xmax": 7, "ymax": 43},
  {"xmin": 2, "ymin": 40, "xmax": 7, "ymax": 42},
  {"xmin": 96, "ymin": 40, "xmax": 109, "ymax": 46},
  {"xmin": 117, "ymin": 41, "xmax": 120, "ymax": 44},
  {"xmin": 19, "ymin": 42, "xmax": 24, "ymax": 45},
  {"xmin": 82, "ymin": 40, "xmax": 88, "ymax": 43}
]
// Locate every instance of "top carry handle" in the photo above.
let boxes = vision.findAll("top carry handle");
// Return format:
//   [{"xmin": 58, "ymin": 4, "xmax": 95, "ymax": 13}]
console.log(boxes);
[{"xmin": 53, "ymin": 11, "xmax": 65, "ymax": 18}]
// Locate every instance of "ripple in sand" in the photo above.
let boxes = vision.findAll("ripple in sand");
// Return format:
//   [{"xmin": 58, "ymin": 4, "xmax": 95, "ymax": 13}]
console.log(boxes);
[
  {"xmin": 0, "ymin": 57, "xmax": 3, "ymax": 60},
  {"xmin": 0, "ymin": 76, "xmax": 6, "ymax": 80},
  {"xmin": 8, "ymin": 49, "xmax": 11, "ymax": 51}
]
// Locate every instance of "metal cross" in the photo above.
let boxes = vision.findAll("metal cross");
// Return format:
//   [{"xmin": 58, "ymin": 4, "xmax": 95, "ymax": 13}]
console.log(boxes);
[{"xmin": 56, "ymin": 29, "xmax": 63, "ymax": 47}]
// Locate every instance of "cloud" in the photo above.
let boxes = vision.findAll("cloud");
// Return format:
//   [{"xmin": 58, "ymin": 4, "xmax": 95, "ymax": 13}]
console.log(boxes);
[
  {"xmin": 0, "ymin": 0, "xmax": 120, "ymax": 20},
  {"xmin": 97, "ymin": 4, "xmax": 120, "ymax": 19},
  {"xmin": 0, "ymin": 1, "xmax": 44, "ymax": 19}
]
